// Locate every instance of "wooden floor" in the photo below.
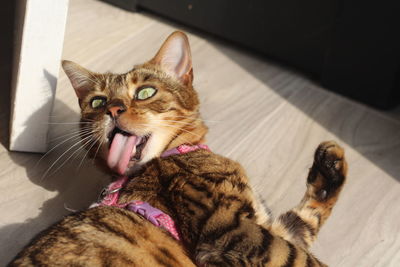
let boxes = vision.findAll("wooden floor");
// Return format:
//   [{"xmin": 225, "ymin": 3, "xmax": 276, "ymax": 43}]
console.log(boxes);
[{"xmin": 1, "ymin": 0, "xmax": 400, "ymax": 265}]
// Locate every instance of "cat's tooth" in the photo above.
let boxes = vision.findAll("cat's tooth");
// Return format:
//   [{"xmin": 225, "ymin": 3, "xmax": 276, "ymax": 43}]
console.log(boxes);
[
  {"xmin": 131, "ymin": 144, "xmax": 137, "ymax": 158},
  {"xmin": 135, "ymin": 136, "xmax": 142, "ymax": 145}
]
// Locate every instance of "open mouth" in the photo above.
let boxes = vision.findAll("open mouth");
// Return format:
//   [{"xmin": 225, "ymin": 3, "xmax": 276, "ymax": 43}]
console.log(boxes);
[{"xmin": 107, "ymin": 127, "xmax": 150, "ymax": 175}]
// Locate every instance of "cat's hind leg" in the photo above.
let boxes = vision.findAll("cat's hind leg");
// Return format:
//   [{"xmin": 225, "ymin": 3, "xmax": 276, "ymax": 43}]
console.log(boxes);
[{"xmin": 271, "ymin": 141, "xmax": 348, "ymax": 249}]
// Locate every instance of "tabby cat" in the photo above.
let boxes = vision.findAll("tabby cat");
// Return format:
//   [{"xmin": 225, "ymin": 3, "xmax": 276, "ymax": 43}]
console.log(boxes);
[{"xmin": 9, "ymin": 31, "xmax": 348, "ymax": 266}]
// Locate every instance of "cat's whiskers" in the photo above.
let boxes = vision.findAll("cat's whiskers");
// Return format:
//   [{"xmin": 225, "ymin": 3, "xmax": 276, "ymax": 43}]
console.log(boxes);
[
  {"xmin": 92, "ymin": 136, "xmax": 105, "ymax": 164},
  {"xmin": 49, "ymin": 126, "xmax": 95, "ymax": 143},
  {"xmin": 41, "ymin": 135, "xmax": 93, "ymax": 180},
  {"xmin": 42, "ymin": 129, "xmax": 103, "ymax": 179},
  {"xmin": 46, "ymin": 121, "xmax": 95, "ymax": 143},
  {"xmin": 49, "ymin": 129, "xmax": 103, "ymax": 176},
  {"xmin": 133, "ymin": 123, "xmax": 196, "ymax": 146},
  {"xmin": 77, "ymin": 133, "xmax": 103, "ymax": 170},
  {"xmin": 36, "ymin": 130, "xmax": 95, "ymax": 168},
  {"xmin": 156, "ymin": 122, "xmax": 204, "ymax": 139},
  {"xmin": 70, "ymin": 133, "xmax": 100, "ymax": 163},
  {"xmin": 44, "ymin": 117, "xmax": 203, "ymax": 175},
  {"xmin": 152, "ymin": 119, "xmax": 198, "ymax": 126},
  {"xmin": 47, "ymin": 135, "xmax": 97, "ymax": 177},
  {"xmin": 69, "ymin": 129, "xmax": 103, "ymax": 161},
  {"xmin": 165, "ymin": 115, "xmax": 221, "ymax": 123},
  {"xmin": 132, "ymin": 122, "xmax": 202, "ymax": 141},
  {"xmin": 45, "ymin": 122, "xmax": 95, "ymax": 125}
]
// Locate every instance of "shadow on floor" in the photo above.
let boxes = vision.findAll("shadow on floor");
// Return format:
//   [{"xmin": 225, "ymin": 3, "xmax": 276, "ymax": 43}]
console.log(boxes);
[{"xmin": 0, "ymin": 98, "xmax": 109, "ymax": 264}]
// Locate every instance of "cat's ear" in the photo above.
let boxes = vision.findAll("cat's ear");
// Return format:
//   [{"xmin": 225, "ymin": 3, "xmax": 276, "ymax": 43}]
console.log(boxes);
[
  {"xmin": 150, "ymin": 31, "xmax": 193, "ymax": 85},
  {"xmin": 62, "ymin": 60, "xmax": 95, "ymax": 99}
]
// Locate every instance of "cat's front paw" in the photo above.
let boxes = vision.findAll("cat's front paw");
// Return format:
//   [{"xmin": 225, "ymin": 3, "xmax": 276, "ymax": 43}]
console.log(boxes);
[{"xmin": 307, "ymin": 141, "xmax": 348, "ymax": 201}]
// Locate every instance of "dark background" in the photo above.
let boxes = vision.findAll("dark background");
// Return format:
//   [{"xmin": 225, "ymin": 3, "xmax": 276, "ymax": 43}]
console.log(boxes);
[{"xmin": 102, "ymin": 0, "xmax": 400, "ymax": 110}]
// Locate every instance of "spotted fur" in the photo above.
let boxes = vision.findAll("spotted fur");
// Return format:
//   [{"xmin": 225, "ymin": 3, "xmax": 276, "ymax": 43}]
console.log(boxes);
[{"xmin": 9, "ymin": 32, "xmax": 348, "ymax": 267}]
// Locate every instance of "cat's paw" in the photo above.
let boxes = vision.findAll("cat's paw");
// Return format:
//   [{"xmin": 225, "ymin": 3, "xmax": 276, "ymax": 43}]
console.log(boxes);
[{"xmin": 307, "ymin": 141, "xmax": 348, "ymax": 201}]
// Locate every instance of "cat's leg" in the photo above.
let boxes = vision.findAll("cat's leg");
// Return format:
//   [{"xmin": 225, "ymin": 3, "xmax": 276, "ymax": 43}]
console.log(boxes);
[
  {"xmin": 271, "ymin": 141, "xmax": 348, "ymax": 249},
  {"xmin": 195, "ymin": 204, "xmax": 327, "ymax": 267},
  {"xmin": 252, "ymin": 190, "xmax": 274, "ymax": 226}
]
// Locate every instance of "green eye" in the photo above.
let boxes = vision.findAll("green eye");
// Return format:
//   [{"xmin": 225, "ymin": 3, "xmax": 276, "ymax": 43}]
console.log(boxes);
[
  {"xmin": 90, "ymin": 97, "xmax": 107, "ymax": 109},
  {"xmin": 136, "ymin": 87, "xmax": 157, "ymax": 100}
]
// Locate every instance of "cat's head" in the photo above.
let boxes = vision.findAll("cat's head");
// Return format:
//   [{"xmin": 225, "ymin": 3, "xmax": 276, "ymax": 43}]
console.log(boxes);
[{"xmin": 62, "ymin": 31, "xmax": 208, "ymax": 175}]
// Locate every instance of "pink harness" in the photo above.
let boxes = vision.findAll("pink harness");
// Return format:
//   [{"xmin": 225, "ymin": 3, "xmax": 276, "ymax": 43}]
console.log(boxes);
[{"xmin": 93, "ymin": 144, "xmax": 210, "ymax": 240}]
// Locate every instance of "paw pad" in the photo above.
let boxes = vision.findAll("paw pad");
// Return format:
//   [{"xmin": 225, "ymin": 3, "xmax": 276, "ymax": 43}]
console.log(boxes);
[{"xmin": 308, "ymin": 141, "xmax": 347, "ymax": 201}]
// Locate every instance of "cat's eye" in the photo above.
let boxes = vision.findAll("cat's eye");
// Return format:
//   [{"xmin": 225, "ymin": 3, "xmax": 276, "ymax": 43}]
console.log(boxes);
[
  {"xmin": 136, "ymin": 86, "xmax": 157, "ymax": 100},
  {"xmin": 90, "ymin": 96, "xmax": 107, "ymax": 109}
]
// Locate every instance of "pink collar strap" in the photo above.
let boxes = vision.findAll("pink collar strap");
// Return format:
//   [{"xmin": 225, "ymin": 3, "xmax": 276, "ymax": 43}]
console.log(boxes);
[
  {"xmin": 96, "ymin": 175, "xmax": 129, "ymax": 208},
  {"xmin": 126, "ymin": 201, "xmax": 180, "ymax": 240},
  {"xmin": 92, "ymin": 177, "xmax": 180, "ymax": 240},
  {"xmin": 92, "ymin": 144, "xmax": 210, "ymax": 241},
  {"xmin": 161, "ymin": 144, "xmax": 210, "ymax": 158}
]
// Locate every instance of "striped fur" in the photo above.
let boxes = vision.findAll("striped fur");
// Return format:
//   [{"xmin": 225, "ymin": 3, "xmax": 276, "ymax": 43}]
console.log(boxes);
[{"xmin": 9, "ymin": 32, "xmax": 348, "ymax": 266}]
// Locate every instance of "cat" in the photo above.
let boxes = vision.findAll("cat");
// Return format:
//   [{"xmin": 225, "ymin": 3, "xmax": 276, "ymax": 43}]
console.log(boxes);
[{"xmin": 9, "ymin": 31, "xmax": 347, "ymax": 267}]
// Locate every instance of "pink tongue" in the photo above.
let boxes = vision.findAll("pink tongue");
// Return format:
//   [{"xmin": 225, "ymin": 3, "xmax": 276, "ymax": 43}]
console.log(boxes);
[{"xmin": 107, "ymin": 133, "xmax": 137, "ymax": 175}]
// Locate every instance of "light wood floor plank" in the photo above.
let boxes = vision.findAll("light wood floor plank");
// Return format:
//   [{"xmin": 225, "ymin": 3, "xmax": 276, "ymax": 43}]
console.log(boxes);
[{"xmin": 0, "ymin": 0, "xmax": 399, "ymax": 265}]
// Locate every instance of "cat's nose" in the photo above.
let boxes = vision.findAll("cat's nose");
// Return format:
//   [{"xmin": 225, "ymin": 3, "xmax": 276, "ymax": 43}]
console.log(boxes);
[{"xmin": 107, "ymin": 106, "xmax": 126, "ymax": 118}]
